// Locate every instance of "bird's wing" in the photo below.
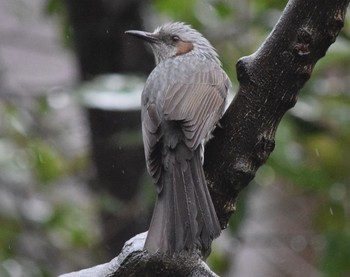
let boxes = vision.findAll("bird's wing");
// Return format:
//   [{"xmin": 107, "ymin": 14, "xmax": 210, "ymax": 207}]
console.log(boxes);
[
  {"xmin": 163, "ymin": 65, "xmax": 230, "ymax": 150},
  {"xmin": 141, "ymin": 63, "xmax": 231, "ymax": 188},
  {"xmin": 142, "ymin": 101, "xmax": 163, "ymax": 188}
]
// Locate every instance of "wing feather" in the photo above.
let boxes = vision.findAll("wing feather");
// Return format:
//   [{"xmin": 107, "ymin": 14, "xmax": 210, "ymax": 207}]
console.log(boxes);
[
  {"xmin": 163, "ymin": 68, "xmax": 230, "ymax": 150},
  {"xmin": 141, "ymin": 59, "xmax": 231, "ymax": 188}
]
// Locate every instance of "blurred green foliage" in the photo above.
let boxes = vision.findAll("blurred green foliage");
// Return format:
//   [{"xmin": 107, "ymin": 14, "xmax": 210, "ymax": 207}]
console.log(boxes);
[
  {"xmin": 29, "ymin": 139, "xmax": 65, "ymax": 185},
  {"xmin": 45, "ymin": 0, "xmax": 72, "ymax": 47},
  {"xmin": 321, "ymin": 231, "xmax": 350, "ymax": 276},
  {"xmin": 0, "ymin": 96, "xmax": 99, "ymax": 276}
]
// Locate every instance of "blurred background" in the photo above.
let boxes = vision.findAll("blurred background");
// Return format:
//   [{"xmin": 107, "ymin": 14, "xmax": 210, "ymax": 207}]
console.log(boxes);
[{"xmin": 0, "ymin": 0, "xmax": 349, "ymax": 276}]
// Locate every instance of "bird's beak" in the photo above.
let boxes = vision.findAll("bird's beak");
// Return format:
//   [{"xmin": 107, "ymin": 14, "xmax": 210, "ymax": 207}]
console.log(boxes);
[{"xmin": 125, "ymin": 30, "xmax": 159, "ymax": 44}]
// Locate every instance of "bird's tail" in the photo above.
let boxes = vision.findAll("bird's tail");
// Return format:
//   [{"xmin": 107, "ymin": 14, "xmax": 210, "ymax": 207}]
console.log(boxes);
[{"xmin": 144, "ymin": 145, "xmax": 221, "ymax": 257}]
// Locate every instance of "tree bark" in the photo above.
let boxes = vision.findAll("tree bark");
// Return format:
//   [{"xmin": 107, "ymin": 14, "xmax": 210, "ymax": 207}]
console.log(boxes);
[
  {"xmin": 204, "ymin": 0, "xmax": 349, "ymax": 229},
  {"xmin": 60, "ymin": 0, "xmax": 349, "ymax": 276}
]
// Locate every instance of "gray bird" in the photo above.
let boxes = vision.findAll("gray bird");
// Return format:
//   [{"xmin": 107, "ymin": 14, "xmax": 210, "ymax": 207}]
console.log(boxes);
[{"xmin": 126, "ymin": 22, "xmax": 231, "ymax": 257}]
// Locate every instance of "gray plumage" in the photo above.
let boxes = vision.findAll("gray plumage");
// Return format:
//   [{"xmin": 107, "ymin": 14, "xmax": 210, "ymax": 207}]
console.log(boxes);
[{"xmin": 126, "ymin": 22, "xmax": 231, "ymax": 257}]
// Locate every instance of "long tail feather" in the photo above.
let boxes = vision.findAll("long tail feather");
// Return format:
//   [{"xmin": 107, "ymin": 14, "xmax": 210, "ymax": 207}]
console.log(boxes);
[{"xmin": 144, "ymin": 145, "xmax": 220, "ymax": 257}]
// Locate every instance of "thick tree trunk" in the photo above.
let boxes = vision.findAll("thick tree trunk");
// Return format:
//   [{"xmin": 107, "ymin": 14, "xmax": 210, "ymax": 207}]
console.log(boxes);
[{"xmin": 60, "ymin": 0, "xmax": 349, "ymax": 276}]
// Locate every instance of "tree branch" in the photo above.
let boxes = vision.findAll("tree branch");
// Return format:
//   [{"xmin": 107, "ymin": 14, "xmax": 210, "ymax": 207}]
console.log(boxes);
[
  {"xmin": 204, "ymin": 0, "xmax": 349, "ymax": 229},
  {"xmin": 61, "ymin": 0, "xmax": 349, "ymax": 276},
  {"xmin": 59, "ymin": 233, "xmax": 218, "ymax": 277}
]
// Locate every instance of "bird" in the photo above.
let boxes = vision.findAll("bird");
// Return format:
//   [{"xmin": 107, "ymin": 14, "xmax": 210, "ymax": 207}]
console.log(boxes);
[{"xmin": 125, "ymin": 22, "xmax": 231, "ymax": 257}]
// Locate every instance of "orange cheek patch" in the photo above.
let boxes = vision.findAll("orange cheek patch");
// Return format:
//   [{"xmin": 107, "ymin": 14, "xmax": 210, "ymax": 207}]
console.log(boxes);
[{"xmin": 176, "ymin": 41, "xmax": 194, "ymax": 56}]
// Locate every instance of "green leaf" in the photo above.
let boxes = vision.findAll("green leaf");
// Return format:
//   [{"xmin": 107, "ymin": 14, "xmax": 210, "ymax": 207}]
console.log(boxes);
[
  {"xmin": 29, "ymin": 140, "xmax": 64, "ymax": 185},
  {"xmin": 321, "ymin": 231, "xmax": 350, "ymax": 277},
  {"xmin": 213, "ymin": 1, "xmax": 232, "ymax": 18},
  {"xmin": 0, "ymin": 218, "xmax": 20, "ymax": 260},
  {"xmin": 153, "ymin": 0, "xmax": 199, "ymax": 25},
  {"xmin": 44, "ymin": 0, "xmax": 63, "ymax": 15}
]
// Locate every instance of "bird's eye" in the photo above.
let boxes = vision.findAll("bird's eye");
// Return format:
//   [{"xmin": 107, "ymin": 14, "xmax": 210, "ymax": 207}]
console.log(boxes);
[{"xmin": 171, "ymin": 35, "xmax": 180, "ymax": 42}]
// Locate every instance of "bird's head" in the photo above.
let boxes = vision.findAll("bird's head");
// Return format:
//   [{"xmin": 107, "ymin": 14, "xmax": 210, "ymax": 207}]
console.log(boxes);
[{"xmin": 125, "ymin": 22, "xmax": 219, "ymax": 65}]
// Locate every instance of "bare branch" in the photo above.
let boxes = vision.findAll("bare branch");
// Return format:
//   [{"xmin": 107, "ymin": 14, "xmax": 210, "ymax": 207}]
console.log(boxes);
[{"xmin": 204, "ymin": 0, "xmax": 349, "ymax": 229}]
